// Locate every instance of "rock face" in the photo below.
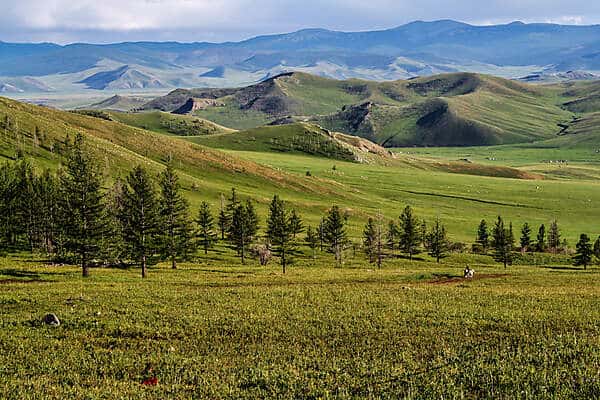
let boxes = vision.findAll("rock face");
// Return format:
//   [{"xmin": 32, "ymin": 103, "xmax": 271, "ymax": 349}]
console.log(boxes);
[
  {"xmin": 43, "ymin": 313, "xmax": 60, "ymax": 326},
  {"xmin": 172, "ymin": 98, "xmax": 223, "ymax": 114}
]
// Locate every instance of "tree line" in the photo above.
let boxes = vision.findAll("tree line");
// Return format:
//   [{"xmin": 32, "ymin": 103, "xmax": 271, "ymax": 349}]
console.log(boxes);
[
  {"xmin": 1, "ymin": 134, "xmax": 597, "ymax": 275},
  {"xmin": 475, "ymin": 217, "xmax": 599, "ymax": 269}
]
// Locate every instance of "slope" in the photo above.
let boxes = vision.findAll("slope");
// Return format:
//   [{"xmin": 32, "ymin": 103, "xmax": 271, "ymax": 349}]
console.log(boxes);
[
  {"xmin": 141, "ymin": 72, "xmax": 574, "ymax": 147},
  {"xmin": 185, "ymin": 122, "xmax": 395, "ymax": 164},
  {"xmin": 107, "ymin": 111, "xmax": 235, "ymax": 136},
  {"xmin": 0, "ymin": 96, "xmax": 350, "ymax": 209}
]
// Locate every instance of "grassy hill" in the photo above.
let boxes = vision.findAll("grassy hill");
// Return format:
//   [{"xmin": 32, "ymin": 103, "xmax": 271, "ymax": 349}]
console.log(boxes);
[
  {"xmin": 139, "ymin": 72, "xmax": 579, "ymax": 147},
  {"xmin": 84, "ymin": 95, "xmax": 148, "ymax": 111},
  {"xmin": 186, "ymin": 123, "xmax": 394, "ymax": 164},
  {"xmin": 2, "ymin": 95, "xmax": 600, "ymax": 242},
  {"xmin": 0, "ymin": 96, "xmax": 345, "ymax": 212},
  {"xmin": 107, "ymin": 111, "xmax": 235, "ymax": 136}
]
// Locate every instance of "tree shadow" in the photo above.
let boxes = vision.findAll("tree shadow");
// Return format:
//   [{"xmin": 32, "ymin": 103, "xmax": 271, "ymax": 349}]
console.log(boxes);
[
  {"xmin": 0, "ymin": 269, "xmax": 42, "ymax": 279},
  {"xmin": 542, "ymin": 266, "xmax": 586, "ymax": 271}
]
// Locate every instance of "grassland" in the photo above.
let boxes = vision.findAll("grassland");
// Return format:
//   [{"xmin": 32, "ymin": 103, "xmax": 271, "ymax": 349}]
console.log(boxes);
[{"xmin": 1, "ymin": 251, "xmax": 599, "ymax": 398}]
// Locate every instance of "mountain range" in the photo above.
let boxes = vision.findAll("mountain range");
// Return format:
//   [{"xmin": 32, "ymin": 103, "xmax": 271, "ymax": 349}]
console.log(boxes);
[{"xmin": 1, "ymin": 20, "xmax": 600, "ymax": 93}]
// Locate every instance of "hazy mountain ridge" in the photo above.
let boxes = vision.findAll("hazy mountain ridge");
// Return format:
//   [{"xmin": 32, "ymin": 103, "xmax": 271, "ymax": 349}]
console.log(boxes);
[{"xmin": 1, "ymin": 20, "xmax": 600, "ymax": 93}]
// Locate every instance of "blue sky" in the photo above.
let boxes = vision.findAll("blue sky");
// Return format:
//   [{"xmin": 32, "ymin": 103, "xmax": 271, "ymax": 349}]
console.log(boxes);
[{"xmin": 2, "ymin": 0, "xmax": 599, "ymax": 44}]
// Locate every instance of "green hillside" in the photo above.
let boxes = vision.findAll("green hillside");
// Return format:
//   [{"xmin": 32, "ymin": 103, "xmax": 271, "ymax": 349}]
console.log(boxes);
[
  {"xmin": 107, "ymin": 111, "xmax": 235, "ymax": 136},
  {"xmin": 2, "ymin": 95, "xmax": 600, "ymax": 242},
  {"xmin": 138, "ymin": 72, "xmax": 582, "ymax": 147},
  {"xmin": 186, "ymin": 122, "xmax": 394, "ymax": 164}
]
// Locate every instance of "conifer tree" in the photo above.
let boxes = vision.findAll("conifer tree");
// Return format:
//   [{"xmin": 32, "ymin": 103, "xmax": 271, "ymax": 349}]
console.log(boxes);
[
  {"xmin": 573, "ymin": 233, "xmax": 592, "ymax": 270},
  {"xmin": 305, "ymin": 225, "xmax": 319, "ymax": 259},
  {"xmin": 59, "ymin": 133, "xmax": 107, "ymax": 277},
  {"xmin": 217, "ymin": 193, "xmax": 227, "ymax": 240},
  {"xmin": 266, "ymin": 195, "xmax": 299, "ymax": 273},
  {"xmin": 398, "ymin": 205, "xmax": 420, "ymax": 260},
  {"xmin": 227, "ymin": 199, "xmax": 258, "ymax": 264},
  {"xmin": 593, "ymin": 236, "xmax": 600, "ymax": 265},
  {"xmin": 103, "ymin": 178, "xmax": 127, "ymax": 264},
  {"xmin": 323, "ymin": 205, "xmax": 348, "ymax": 266},
  {"xmin": 548, "ymin": 220, "xmax": 561, "ymax": 253},
  {"xmin": 425, "ymin": 218, "xmax": 449, "ymax": 263},
  {"xmin": 36, "ymin": 169, "xmax": 61, "ymax": 255},
  {"xmin": 318, "ymin": 218, "xmax": 326, "ymax": 251},
  {"xmin": 536, "ymin": 224, "xmax": 546, "ymax": 252},
  {"xmin": 157, "ymin": 162, "xmax": 194, "ymax": 269},
  {"xmin": 492, "ymin": 216, "xmax": 512, "ymax": 268},
  {"xmin": 197, "ymin": 201, "xmax": 216, "ymax": 255},
  {"xmin": 420, "ymin": 219, "xmax": 427, "ymax": 247},
  {"xmin": 386, "ymin": 220, "xmax": 399, "ymax": 253},
  {"xmin": 120, "ymin": 165, "xmax": 160, "ymax": 278},
  {"xmin": 363, "ymin": 214, "xmax": 384, "ymax": 268},
  {"xmin": 520, "ymin": 222, "xmax": 532, "ymax": 252},
  {"xmin": 289, "ymin": 209, "xmax": 304, "ymax": 239},
  {"xmin": 476, "ymin": 219, "xmax": 489, "ymax": 253}
]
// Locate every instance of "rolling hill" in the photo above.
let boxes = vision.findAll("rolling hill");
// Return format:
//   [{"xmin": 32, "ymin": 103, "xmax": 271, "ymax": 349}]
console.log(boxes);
[
  {"xmin": 0, "ymin": 96, "xmax": 343, "ymax": 205},
  {"xmin": 138, "ymin": 71, "xmax": 584, "ymax": 147}
]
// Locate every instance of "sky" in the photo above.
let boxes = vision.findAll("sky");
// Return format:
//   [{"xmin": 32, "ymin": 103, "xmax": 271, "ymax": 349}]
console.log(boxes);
[{"xmin": 1, "ymin": 0, "xmax": 600, "ymax": 44}]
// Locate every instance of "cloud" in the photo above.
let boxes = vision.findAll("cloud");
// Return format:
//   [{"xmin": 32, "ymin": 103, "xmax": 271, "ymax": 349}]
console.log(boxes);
[{"xmin": 1, "ymin": 0, "xmax": 600, "ymax": 43}]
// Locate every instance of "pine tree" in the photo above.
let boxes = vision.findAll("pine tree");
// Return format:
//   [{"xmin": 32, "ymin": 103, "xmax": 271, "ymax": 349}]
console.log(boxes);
[
  {"xmin": 0, "ymin": 162, "xmax": 15, "ymax": 247},
  {"xmin": 492, "ymin": 216, "xmax": 513, "ymax": 268},
  {"xmin": 573, "ymin": 233, "xmax": 592, "ymax": 270},
  {"xmin": 36, "ymin": 169, "xmax": 61, "ymax": 255},
  {"xmin": 398, "ymin": 205, "xmax": 420, "ymax": 260},
  {"xmin": 593, "ymin": 236, "xmax": 600, "ymax": 265},
  {"xmin": 548, "ymin": 220, "xmax": 561, "ymax": 253},
  {"xmin": 157, "ymin": 162, "xmax": 194, "ymax": 269},
  {"xmin": 536, "ymin": 224, "xmax": 546, "ymax": 252},
  {"xmin": 120, "ymin": 165, "xmax": 160, "ymax": 278},
  {"xmin": 425, "ymin": 218, "xmax": 449, "ymax": 263},
  {"xmin": 13, "ymin": 160, "xmax": 36, "ymax": 250},
  {"xmin": 196, "ymin": 201, "xmax": 216, "ymax": 255},
  {"xmin": 266, "ymin": 195, "xmax": 299, "ymax": 273},
  {"xmin": 323, "ymin": 205, "xmax": 348, "ymax": 266},
  {"xmin": 318, "ymin": 218, "xmax": 326, "ymax": 252},
  {"xmin": 386, "ymin": 220, "xmax": 399, "ymax": 254},
  {"xmin": 420, "ymin": 219, "xmax": 427, "ymax": 247},
  {"xmin": 305, "ymin": 225, "xmax": 319, "ymax": 259},
  {"xmin": 227, "ymin": 200, "xmax": 258, "ymax": 264},
  {"xmin": 59, "ymin": 133, "xmax": 107, "ymax": 277},
  {"xmin": 217, "ymin": 193, "xmax": 227, "ymax": 240},
  {"xmin": 520, "ymin": 222, "xmax": 532, "ymax": 252},
  {"xmin": 476, "ymin": 219, "xmax": 489, "ymax": 253},
  {"xmin": 289, "ymin": 209, "xmax": 304, "ymax": 239},
  {"xmin": 103, "ymin": 179, "xmax": 127, "ymax": 264},
  {"xmin": 363, "ymin": 214, "xmax": 384, "ymax": 268}
]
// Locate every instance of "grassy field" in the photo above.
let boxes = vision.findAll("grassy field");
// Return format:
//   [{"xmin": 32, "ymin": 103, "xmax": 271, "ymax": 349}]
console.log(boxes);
[{"xmin": 1, "ymin": 250, "xmax": 599, "ymax": 399}]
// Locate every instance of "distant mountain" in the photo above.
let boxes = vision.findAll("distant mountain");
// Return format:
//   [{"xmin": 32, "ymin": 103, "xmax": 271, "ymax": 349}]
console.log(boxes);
[
  {"xmin": 76, "ymin": 65, "xmax": 166, "ymax": 90},
  {"xmin": 1, "ymin": 20, "xmax": 599, "ymax": 93},
  {"xmin": 83, "ymin": 95, "xmax": 149, "ymax": 111}
]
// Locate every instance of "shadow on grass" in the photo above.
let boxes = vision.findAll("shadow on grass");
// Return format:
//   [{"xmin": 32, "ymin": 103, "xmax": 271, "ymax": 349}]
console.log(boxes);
[{"xmin": 542, "ymin": 266, "xmax": 586, "ymax": 271}]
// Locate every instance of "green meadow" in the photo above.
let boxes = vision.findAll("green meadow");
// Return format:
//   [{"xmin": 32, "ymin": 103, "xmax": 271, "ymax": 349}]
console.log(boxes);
[{"xmin": 2, "ymin": 250, "xmax": 599, "ymax": 399}]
